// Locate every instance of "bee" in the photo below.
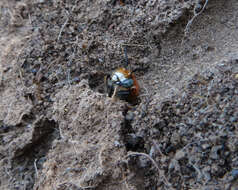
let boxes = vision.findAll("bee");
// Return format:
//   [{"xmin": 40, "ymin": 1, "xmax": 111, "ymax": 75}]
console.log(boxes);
[{"xmin": 105, "ymin": 48, "xmax": 140, "ymax": 103}]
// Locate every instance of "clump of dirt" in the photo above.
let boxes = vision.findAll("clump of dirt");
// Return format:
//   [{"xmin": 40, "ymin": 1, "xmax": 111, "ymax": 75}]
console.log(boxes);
[
  {"xmin": 34, "ymin": 81, "xmax": 127, "ymax": 190},
  {"xmin": 0, "ymin": 0, "xmax": 238, "ymax": 189}
]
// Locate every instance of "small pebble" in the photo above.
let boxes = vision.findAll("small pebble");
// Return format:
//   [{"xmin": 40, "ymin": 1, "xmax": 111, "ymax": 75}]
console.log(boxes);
[{"xmin": 231, "ymin": 169, "xmax": 238, "ymax": 179}]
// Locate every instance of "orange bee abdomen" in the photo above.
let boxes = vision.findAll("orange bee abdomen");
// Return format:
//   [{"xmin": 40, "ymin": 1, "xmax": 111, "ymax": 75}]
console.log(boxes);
[{"xmin": 131, "ymin": 73, "xmax": 140, "ymax": 97}]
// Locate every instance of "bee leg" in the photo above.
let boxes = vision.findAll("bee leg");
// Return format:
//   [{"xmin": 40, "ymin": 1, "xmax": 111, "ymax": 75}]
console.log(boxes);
[{"xmin": 111, "ymin": 85, "xmax": 119, "ymax": 102}]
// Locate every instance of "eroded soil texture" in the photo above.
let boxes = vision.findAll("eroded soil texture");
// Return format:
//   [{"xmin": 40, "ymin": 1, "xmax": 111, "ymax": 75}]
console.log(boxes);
[{"xmin": 0, "ymin": 0, "xmax": 238, "ymax": 189}]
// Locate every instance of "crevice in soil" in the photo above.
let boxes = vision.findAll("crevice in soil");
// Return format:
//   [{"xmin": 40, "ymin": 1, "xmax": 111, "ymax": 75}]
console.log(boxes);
[
  {"xmin": 10, "ymin": 118, "xmax": 59, "ymax": 190},
  {"xmin": 120, "ymin": 108, "xmax": 145, "ymax": 152},
  {"xmin": 88, "ymin": 71, "xmax": 106, "ymax": 94}
]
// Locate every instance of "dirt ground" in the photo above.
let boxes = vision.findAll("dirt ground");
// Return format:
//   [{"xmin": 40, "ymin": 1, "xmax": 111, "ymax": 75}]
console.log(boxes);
[{"xmin": 0, "ymin": 0, "xmax": 238, "ymax": 189}]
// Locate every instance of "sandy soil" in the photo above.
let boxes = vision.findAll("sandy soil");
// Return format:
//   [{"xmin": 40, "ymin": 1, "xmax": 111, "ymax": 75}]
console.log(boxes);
[{"xmin": 0, "ymin": 0, "xmax": 238, "ymax": 189}]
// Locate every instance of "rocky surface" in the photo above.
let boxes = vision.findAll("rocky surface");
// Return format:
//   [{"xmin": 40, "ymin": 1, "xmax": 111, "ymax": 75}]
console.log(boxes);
[{"xmin": 0, "ymin": 0, "xmax": 238, "ymax": 189}]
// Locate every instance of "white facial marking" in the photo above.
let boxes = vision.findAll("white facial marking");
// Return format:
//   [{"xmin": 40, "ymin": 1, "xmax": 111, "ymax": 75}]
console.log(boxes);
[{"xmin": 112, "ymin": 72, "xmax": 127, "ymax": 82}]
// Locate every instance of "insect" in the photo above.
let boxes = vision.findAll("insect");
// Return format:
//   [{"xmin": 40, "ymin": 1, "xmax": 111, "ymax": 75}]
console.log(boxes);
[{"xmin": 105, "ymin": 47, "xmax": 140, "ymax": 103}]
